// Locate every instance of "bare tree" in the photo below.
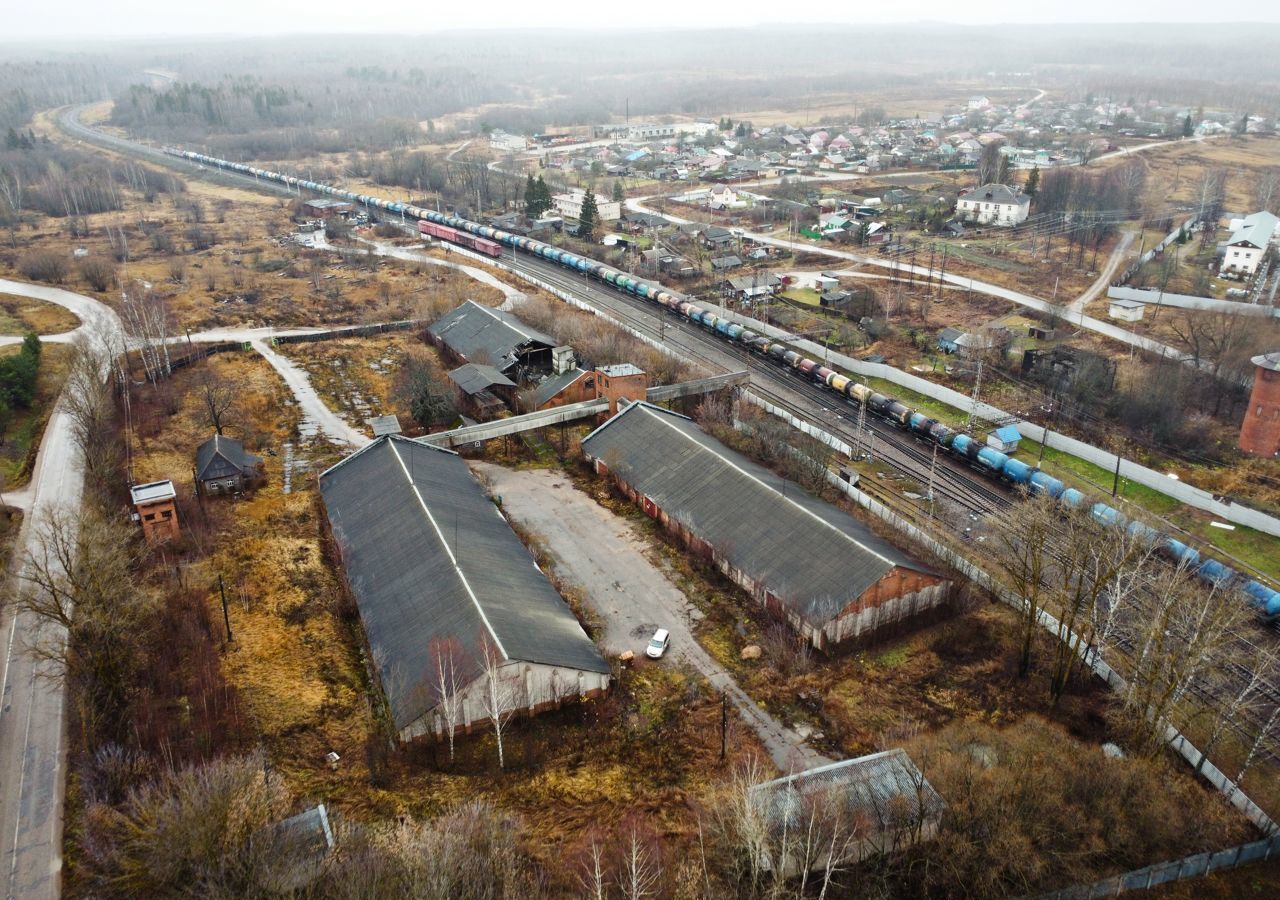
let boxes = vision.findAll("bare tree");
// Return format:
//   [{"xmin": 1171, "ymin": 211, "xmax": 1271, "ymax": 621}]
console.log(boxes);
[
  {"xmin": 62, "ymin": 337, "xmax": 119, "ymax": 483},
  {"xmin": 617, "ymin": 823, "xmax": 662, "ymax": 900},
  {"xmin": 119, "ymin": 280, "xmax": 173, "ymax": 384},
  {"xmin": 15, "ymin": 510, "xmax": 155, "ymax": 748},
  {"xmin": 195, "ymin": 365, "xmax": 238, "ymax": 435},
  {"xmin": 992, "ymin": 491, "xmax": 1057, "ymax": 677},
  {"xmin": 429, "ymin": 635, "xmax": 466, "ymax": 764},
  {"xmin": 478, "ymin": 634, "xmax": 517, "ymax": 770}
]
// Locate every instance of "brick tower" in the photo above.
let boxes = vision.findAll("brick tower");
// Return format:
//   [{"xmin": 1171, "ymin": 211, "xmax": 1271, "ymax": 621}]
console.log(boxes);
[{"xmin": 1240, "ymin": 352, "xmax": 1280, "ymax": 457}]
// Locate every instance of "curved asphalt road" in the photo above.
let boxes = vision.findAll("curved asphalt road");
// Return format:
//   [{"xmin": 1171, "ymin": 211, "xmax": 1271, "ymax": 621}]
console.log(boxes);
[{"xmin": 0, "ymin": 279, "xmax": 123, "ymax": 900}]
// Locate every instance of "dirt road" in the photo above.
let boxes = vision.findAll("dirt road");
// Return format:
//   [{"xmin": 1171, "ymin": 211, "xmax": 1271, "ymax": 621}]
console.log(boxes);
[{"xmin": 472, "ymin": 462, "xmax": 830, "ymax": 773}]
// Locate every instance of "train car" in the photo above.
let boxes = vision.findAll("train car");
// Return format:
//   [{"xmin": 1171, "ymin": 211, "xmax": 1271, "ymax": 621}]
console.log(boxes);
[
  {"xmin": 928, "ymin": 422, "xmax": 956, "ymax": 447},
  {"xmin": 849, "ymin": 382, "xmax": 872, "ymax": 403},
  {"xmin": 885, "ymin": 400, "xmax": 912, "ymax": 426},
  {"xmin": 725, "ymin": 323, "xmax": 744, "ymax": 341},
  {"xmin": 829, "ymin": 373, "xmax": 851, "ymax": 394},
  {"xmin": 814, "ymin": 366, "xmax": 835, "ymax": 385},
  {"xmin": 1060, "ymin": 488, "xmax": 1086, "ymax": 508},
  {"xmin": 1003, "ymin": 458, "xmax": 1034, "ymax": 486},
  {"xmin": 797, "ymin": 359, "xmax": 817, "ymax": 377},
  {"xmin": 866, "ymin": 393, "xmax": 892, "ymax": 415},
  {"xmin": 1089, "ymin": 503, "xmax": 1124, "ymax": 528},
  {"xmin": 951, "ymin": 433, "xmax": 980, "ymax": 460},
  {"xmin": 1028, "ymin": 471, "xmax": 1065, "ymax": 498},
  {"xmin": 1242, "ymin": 581, "xmax": 1280, "ymax": 616},
  {"xmin": 1197, "ymin": 558, "xmax": 1236, "ymax": 587},
  {"xmin": 473, "ymin": 237, "xmax": 503, "ymax": 258},
  {"xmin": 1162, "ymin": 537, "xmax": 1201, "ymax": 569},
  {"xmin": 975, "ymin": 446, "xmax": 1008, "ymax": 474},
  {"xmin": 782, "ymin": 351, "xmax": 802, "ymax": 368},
  {"xmin": 1125, "ymin": 520, "xmax": 1160, "ymax": 544},
  {"xmin": 768, "ymin": 344, "xmax": 788, "ymax": 362}
]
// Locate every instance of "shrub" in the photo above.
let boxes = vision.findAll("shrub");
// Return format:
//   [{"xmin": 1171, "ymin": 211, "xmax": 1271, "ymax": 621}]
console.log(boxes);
[
  {"xmin": 18, "ymin": 250, "xmax": 69, "ymax": 283},
  {"xmin": 78, "ymin": 255, "xmax": 117, "ymax": 291}
]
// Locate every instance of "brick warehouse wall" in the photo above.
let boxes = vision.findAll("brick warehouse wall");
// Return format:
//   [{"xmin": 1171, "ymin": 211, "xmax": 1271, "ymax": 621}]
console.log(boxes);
[{"xmin": 1240, "ymin": 361, "xmax": 1280, "ymax": 457}]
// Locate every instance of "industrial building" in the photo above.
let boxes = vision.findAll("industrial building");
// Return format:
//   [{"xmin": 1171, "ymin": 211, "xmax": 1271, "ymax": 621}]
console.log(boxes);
[
  {"xmin": 320, "ymin": 436, "xmax": 610, "ymax": 743},
  {"xmin": 428, "ymin": 300, "xmax": 557, "ymax": 377},
  {"xmin": 447, "ymin": 363, "xmax": 517, "ymax": 419},
  {"xmin": 750, "ymin": 750, "xmax": 944, "ymax": 876},
  {"xmin": 581, "ymin": 403, "xmax": 950, "ymax": 649}
]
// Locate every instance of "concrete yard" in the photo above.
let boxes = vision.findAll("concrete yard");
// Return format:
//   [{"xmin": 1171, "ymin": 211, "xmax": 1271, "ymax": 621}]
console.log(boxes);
[{"xmin": 471, "ymin": 462, "xmax": 831, "ymax": 773}]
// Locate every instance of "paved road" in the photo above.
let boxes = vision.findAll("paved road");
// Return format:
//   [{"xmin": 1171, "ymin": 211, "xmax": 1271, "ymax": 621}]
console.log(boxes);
[
  {"xmin": 473, "ymin": 463, "xmax": 830, "ymax": 773},
  {"xmin": 0, "ymin": 279, "xmax": 123, "ymax": 900}
]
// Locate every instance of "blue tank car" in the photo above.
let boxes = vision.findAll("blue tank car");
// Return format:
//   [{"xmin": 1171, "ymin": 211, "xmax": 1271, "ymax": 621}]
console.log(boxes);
[
  {"xmin": 1090, "ymin": 503, "xmax": 1123, "ymax": 528},
  {"xmin": 1125, "ymin": 520, "xmax": 1160, "ymax": 544},
  {"xmin": 1242, "ymin": 580, "xmax": 1280, "ymax": 616},
  {"xmin": 1060, "ymin": 488, "xmax": 1086, "ymax": 508},
  {"xmin": 1028, "ymin": 470, "xmax": 1065, "ymax": 498},
  {"xmin": 976, "ymin": 447, "xmax": 1008, "ymax": 473},
  {"xmin": 1197, "ymin": 558, "xmax": 1236, "ymax": 586},
  {"xmin": 1003, "ymin": 458, "xmax": 1034, "ymax": 486},
  {"xmin": 951, "ymin": 433, "xmax": 978, "ymax": 459},
  {"xmin": 1161, "ymin": 537, "xmax": 1201, "ymax": 568}
]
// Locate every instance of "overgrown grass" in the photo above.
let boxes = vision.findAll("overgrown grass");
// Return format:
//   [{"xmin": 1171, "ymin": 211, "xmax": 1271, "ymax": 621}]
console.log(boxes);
[{"xmin": 0, "ymin": 293, "xmax": 81, "ymax": 335}]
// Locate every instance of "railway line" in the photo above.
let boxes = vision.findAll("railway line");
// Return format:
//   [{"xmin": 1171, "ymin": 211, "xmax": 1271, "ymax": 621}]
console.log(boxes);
[{"xmin": 57, "ymin": 110, "xmax": 1280, "ymax": 771}]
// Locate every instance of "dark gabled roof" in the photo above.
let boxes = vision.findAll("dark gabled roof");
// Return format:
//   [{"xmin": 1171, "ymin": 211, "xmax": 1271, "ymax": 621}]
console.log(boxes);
[
  {"xmin": 727, "ymin": 274, "xmax": 781, "ymax": 291},
  {"xmin": 960, "ymin": 183, "xmax": 1028, "ymax": 207},
  {"xmin": 581, "ymin": 404, "xmax": 935, "ymax": 627},
  {"xmin": 428, "ymin": 300, "xmax": 556, "ymax": 373},
  {"xmin": 938, "ymin": 327, "xmax": 964, "ymax": 343},
  {"xmin": 751, "ymin": 749, "xmax": 944, "ymax": 836},
  {"xmin": 319, "ymin": 437, "xmax": 607, "ymax": 730},
  {"xmin": 195, "ymin": 434, "xmax": 263, "ymax": 482},
  {"xmin": 448, "ymin": 363, "xmax": 517, "ymax": 396},
  {"xmin": 711, "ymin": 255, "xmax": 743, "ymax": 270},
  {"xmin": 532, "ymin": 368, "xmax": 591, "ymax": 408}
]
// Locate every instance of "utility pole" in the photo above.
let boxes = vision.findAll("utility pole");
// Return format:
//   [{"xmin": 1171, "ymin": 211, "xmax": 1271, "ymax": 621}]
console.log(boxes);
[
  {"xmin": 720, "ymin": 691, "xmax": 728, "ymax": 761},
  {"xmin": 856, "ymin": 400, "xmax": 868, "ymax": 458},
  {"xmin": 1112, "ymin": 441, "xmax": 1124, "ymax": 498},
  {"xmin": 218, "ymin": 574, "xmax": 232, "ymax": 644},
  {"xmin": 927, "ymin": 443, "xmax": 938, "ymax": 503},
  {"xmin": 965, "ymin": 356, "xmax": 984, "ymax": 434}
]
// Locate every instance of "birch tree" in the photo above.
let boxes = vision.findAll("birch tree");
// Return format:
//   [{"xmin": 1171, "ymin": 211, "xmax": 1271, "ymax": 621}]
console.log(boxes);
[
  {"xmin": 478, "ymin": 635, "xmax": 517, "ymax": 770},
  {"xmin": 429, "ymin": 635, "xmax": 466, "ymax": 764}
]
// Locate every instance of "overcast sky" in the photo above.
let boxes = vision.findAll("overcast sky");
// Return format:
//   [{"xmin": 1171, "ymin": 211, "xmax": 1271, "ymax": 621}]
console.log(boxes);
[{"xmin": 6, "ymin": 0, "xmax": 1280, "ymax": 39}]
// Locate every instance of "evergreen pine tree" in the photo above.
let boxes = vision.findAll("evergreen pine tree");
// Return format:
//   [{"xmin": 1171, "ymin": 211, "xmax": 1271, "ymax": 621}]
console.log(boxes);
[
  {"xmin": 535, "ymin": 175, "xmax": 553, "ymax": 215},
  {"xmin": 612, "ymin": 180, "xmax": 625, "ymax": 202},
  {"xmin": 1182, "ymin": 114, "xmax": 1194, "ymax": 138},
  {"xmin": 578, "ymin": 188, "xmax": 599, "ymax": 240},
  {"xmin": 1024, "ymin": 166, "xmax": 1040, "ymax": 198},
  {"xmin": 524, "ymin": 174, "xmax": 539, "ymax": 215}
]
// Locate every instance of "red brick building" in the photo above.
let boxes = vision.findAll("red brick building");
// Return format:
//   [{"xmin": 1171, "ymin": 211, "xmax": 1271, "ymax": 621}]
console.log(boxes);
[
  {"xmin": 130, "ymin": 480, "xmax": 180, "ymax": 544},
  {"xmin": 1240, "ymin": 352, "xmax": 1280, "ymax": 457}
]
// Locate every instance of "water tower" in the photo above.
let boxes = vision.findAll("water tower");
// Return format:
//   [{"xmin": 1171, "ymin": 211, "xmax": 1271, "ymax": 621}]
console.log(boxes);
[{"xmin": 1239, "ymin": 352, "xmax": 1280, "ymax": 457}]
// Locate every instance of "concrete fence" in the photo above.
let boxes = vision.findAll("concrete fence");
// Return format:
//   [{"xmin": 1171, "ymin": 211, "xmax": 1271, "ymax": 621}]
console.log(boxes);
[
  {"xmin": 1115, "ymin": 217, "xmax": 1197, "ymax": 286},
  {"xmin": 268, "ymin": 319, "xmax": 424, "ymax": 345},
  {"xmin": 1032, "ymin": 834, "xmax": 1280, "ymax": 899},
  {"xmin": 1106, "ymin": 285, "xmax": 1280, "ymax": 317}
]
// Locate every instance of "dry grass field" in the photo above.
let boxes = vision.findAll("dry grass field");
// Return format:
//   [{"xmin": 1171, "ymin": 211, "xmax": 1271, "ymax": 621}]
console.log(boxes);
[{"xmin": 0, "ymin": 293, "xmax": 81, "ymax": 335}]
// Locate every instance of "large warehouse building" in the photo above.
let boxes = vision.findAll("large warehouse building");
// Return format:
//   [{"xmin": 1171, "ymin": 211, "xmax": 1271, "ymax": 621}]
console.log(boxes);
[
  {"xmin": 320, "ymin": 436, "xmax": 610, "ymax": 743},
  {"xmin": 427, "ymin": 299, "xmax": 558, "ymax": 377},
  {"xmin": 581, "ymin": 403, "xmax": 950, "ymax": 649}
]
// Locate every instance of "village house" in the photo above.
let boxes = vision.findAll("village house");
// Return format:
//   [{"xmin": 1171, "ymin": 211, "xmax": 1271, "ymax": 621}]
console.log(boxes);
[
  {"xmin": 956, "ymin": 184, "xmax": 1031, "ymax": 227},
  {"xmin": 194, "ymin": 434, "xmax": 264, "ymax": 495},
  {"xmin": 1220, "ymin": 211, "xmax": 1280, "ymax": 278}
]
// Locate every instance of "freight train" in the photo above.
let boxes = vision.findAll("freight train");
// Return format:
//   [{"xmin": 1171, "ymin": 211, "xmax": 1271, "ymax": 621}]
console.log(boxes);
[{"xmin": 164, "ymin": 147, "xmax": 1280, "ymax": 618}]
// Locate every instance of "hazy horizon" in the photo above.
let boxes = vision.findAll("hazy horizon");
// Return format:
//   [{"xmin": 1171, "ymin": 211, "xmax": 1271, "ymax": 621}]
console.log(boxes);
[{"xmin": 6, "ymin": 1, "xmax": 1280, "ymax": 41}]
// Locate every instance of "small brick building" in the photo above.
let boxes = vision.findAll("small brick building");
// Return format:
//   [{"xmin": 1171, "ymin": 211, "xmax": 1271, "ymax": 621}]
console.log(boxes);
[
  {"xmin": 1240, "ymin": 352, "xmax": 1280, "ymax": 457},
  {"xmin": 130, "ymin": 480, "xmax": 180, "ymax": 544}
]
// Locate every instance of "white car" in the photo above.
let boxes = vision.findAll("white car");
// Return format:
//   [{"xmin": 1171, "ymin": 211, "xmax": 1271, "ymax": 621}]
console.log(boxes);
[{"xmin": 646, "ymin": 628, "xmax": 670, "ymax": 659}]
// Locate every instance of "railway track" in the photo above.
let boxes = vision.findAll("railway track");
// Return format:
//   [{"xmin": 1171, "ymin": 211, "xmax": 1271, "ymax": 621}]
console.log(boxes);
[{"xmin": 62, "ymin": 109, "xmax": 1280, "ymax": 778}]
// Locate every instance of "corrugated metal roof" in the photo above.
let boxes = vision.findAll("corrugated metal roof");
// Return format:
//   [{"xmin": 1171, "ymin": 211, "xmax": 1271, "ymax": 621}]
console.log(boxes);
[
  {"xmin": 195, "ymin": 434, "xmax": 262, "ymax": 481},
  {"xmin": 130, "ymin": 480, "xmax": 175, "ymax": 505},
  {"xmin": 599, "ymin": 363, "xmax": 645, "ymax": 378},
  {"xmin": 582, "ymin": 403, "xmax": 934, "ymax": 627},
  {"xmin": 428, "ymin": 300, "xmax": 556, "ymax": 373},
  {"xmin": 320, "ymin": 437, "xmax": 608, "ymax": 730},
  {"xmin": 750, "ymin": 749, "xmax": 944, "ymax": 836},
  {"xmin": 532, "ymin": 368, "xmax": 590, "ymax": 408},
  {"xmin": 992, "ymin": 425, "xmax": 1022, "ymax": 442},
  {"xmin": 448, "ymin": 363, "xmax": 516, "ymax": 396}
]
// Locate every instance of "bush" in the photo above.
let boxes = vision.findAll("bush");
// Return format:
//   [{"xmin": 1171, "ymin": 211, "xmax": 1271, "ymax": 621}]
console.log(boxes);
[
  {"xmin": 78, "ymin": 255, "xmax": 117, "ymax": 291},
  {"xmin": 18, "ymin": 250, "xmax": 69, "ymax": 283}
]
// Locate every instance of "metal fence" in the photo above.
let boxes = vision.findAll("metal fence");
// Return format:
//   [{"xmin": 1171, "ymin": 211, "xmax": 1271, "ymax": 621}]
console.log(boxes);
[
  {"xmin": 1032, "ymin": 834, "xmax": 1280, "ymax": 899},
  {"xmin": 269, "ymin": 319, "xmax": 423, "ymax": 346}
]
